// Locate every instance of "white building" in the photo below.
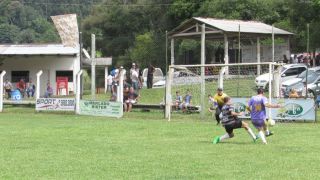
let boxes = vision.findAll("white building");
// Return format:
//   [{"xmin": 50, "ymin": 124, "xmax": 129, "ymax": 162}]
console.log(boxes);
[
  {"xmin": 0, "ymin": 44, "xmax": 80, "ymax": 96},
  {"xmin": 0, "ymin": 14, "xmax": 80, "ymax": 97}
]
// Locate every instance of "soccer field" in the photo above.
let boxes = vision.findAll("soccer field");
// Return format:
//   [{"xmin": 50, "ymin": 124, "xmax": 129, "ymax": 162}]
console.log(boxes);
[{"xmin": 0, "ymin": 107, "xmax": 319, "ymax": 179}]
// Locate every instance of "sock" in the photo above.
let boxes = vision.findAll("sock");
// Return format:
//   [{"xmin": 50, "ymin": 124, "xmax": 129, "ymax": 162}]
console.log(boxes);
[
  {"xmin": 259, "ymin": 131, "xmax": 267, "ymax": 144},
  {"xmin": 247, "ymin": 127, "xmax": 257, "ymax": 139},
  {"xmin": 265, "ymin": 129, "xmax": 270, "ymax": 136},
  {"xmin": 219, "ymin": 133, "xmax": 230, "ymax": 141}
]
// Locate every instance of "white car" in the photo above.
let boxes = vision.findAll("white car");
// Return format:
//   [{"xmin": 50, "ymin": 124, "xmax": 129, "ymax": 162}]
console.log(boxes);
[
  {"xmin": 255, "ymin": 64, "xmax": 307, "ymax": 89},
  {"xmin": 142, "ymin": 68, "xmax": 164, "ymax": 87}
]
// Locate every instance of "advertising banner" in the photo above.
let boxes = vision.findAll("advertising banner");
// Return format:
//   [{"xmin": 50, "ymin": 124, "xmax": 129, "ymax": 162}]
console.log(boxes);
[
  {"xmin": 36, "ymin": 98, "xmax": 75, "ymax": 111},
  {"xmin": 232, "ymin": 97, "xmax": 315, "ymax": 121},
  {"xmin": 79, "ymin": 100, "xmax": 123, "ymax": 118}
]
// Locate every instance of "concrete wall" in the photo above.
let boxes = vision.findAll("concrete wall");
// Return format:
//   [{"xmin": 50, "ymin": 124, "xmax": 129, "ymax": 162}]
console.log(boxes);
[
  {"xmin": 242, "ymin": 44, "xmax": 290, "ymax": 63},
  {"xmin": 0, "ymin": 55, "xmax": 80, "ymax": 97}
]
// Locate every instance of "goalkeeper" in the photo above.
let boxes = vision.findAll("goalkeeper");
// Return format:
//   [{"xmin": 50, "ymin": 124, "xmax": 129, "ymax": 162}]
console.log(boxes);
[{"xmin": 213, "ymin": 87, "xmax": 227, "ymax": 125}]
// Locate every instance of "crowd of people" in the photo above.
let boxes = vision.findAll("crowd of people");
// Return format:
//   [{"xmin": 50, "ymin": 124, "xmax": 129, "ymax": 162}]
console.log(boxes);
[
  {"xmin": 3, "ymin": 78, "xmax": 55, "ymax": 100},
  {"xmin": 285, "ymin": 53, "xmax": 320, "ymax": 66},
  {"xmin": 107, "ymin": 63, "xmax": 155, "ymax": 112},
  {"xmin": 3, "ymin": 78, "xmax": 36, "ymax": 99},
  {"xmin": 174, "ymin": 90, "xmax": 192, "ymax": 113}
]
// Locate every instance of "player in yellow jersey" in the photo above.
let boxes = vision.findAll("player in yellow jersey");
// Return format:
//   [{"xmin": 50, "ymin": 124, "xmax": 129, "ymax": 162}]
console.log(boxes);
[{"xmin": 213, "ymin": 87, "xmax": 227, "ymax": 125}]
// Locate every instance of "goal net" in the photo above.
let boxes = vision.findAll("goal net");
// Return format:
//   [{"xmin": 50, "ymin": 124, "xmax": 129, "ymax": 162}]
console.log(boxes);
[{"xmin": 165, "ymin": 62, "xmax": 283, "ymax": 120}]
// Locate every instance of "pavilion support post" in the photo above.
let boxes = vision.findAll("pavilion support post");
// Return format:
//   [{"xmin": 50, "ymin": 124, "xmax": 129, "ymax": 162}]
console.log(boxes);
[
  {"xmin": 36, "ymin": 70, "xmax": 43, "ymax": 99},
  {"xmin": 224, "ymin": 33, "xmax": 229, "ymax": 75},
  {"xmin": 200, "ymin": 24, "xmax": 206, "ymax": 119},
  {"xmin": 257, "ymin": 37, "xmax": 261, "ymax": 75},
  {"xmin": 170, "ymin": 38, "xmax": 175, "ymax": 65},
  {"xmin": 287, "ymin": 37, "xmax": 291, "ymax": 64},
  {"xmin": 272, "ymin": 25, "xmax": 275, "ymax": 63}
]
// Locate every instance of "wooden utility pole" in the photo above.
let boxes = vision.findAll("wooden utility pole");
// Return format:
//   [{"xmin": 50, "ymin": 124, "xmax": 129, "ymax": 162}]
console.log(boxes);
[{"xmin": 91, "ymin": 34, "xmax": 96, "ymax": 99}]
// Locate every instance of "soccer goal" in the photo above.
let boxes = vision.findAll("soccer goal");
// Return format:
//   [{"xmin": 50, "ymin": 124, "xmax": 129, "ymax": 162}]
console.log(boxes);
[{"xmin": 165, "ymin": 62, "xmax": 283, "ymax": 120}]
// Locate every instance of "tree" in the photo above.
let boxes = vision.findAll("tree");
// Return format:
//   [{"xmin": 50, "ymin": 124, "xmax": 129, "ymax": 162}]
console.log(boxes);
[{"xmin": 0, "ymin": 24, "xmax": 20, "ymax": 43}]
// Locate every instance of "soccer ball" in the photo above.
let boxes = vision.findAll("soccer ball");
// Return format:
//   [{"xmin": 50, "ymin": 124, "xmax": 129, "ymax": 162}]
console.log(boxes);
[{"xmin": 268, "ymin": 119, "xmax": 276, "ymax": 126}]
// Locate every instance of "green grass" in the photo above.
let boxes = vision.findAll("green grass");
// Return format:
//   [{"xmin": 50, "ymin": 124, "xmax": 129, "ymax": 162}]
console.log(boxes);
[
  {"xmin": 82, "ymin": 87, "xmax": 165, "ymax": 104},
  {"xmin": 77, "ymin": 77, "xmax": 257, "ymax": 106},
  {"xmin": 0, "ymin": 107, "xmax": 319, "ymax": 179}
]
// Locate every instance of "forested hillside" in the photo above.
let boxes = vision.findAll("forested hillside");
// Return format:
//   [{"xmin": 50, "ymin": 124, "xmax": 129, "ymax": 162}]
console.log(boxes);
[{"xmin": 1, "ymin": 0, "xmax": 320, "ymax": 69}]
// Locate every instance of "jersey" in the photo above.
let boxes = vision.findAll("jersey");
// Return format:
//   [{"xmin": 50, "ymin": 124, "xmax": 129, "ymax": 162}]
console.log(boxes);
[
  {"xmin": 213, "ymin": 93, "xmax": 227, "ymax": 108},
  {"xmin": 248, "ymin": 95, "xmax": 268, "ymax": 121},
  {"xmin": 176, "ymin": 95, "xmax": 183, "ymax": 103},
  {"xmin": 184, "ymin": 95, "xmax": 192, "ymax": 103},
  {"xmin": 221, "ymin": 104, "xmax": 236, "ymax": 126}
]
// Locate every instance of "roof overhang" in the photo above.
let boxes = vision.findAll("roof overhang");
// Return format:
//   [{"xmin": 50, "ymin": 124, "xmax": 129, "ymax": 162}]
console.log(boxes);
[
  {"xmin": 0, "ymin": 44, "xmax": 79, "ymax": 56},
  {"xmin": 169, "ymin": 17, "xmax": 294, "ymax": 39}
]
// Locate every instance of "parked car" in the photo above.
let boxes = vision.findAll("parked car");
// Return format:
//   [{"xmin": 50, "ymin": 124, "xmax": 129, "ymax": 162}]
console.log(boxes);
[
  {"xmin": 150, "ymin": 68, "xmax": 200, "ymax": 88},
  {"xmin": 281, "ymin": 67, "xmax": 320, "ymax": 96},
  {"xmin": 255, "ymin": 64, "xmax": 307, "ymax": 89},
  {"xmin": 142, "ymin": 68, "xmax": 164, "ymax": 87},
  {"xmin": 284, "ymin": 71, "xmax": 320, "ymax": 97}
]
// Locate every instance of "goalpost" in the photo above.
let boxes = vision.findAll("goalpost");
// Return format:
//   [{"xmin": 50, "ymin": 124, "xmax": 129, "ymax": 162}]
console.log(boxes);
[{"xmin": 165, "ymin": 62, "xmax": 283, "ymax": 121}]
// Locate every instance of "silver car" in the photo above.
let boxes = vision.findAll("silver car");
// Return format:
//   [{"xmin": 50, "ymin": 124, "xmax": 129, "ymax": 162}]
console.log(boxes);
[{"xmin": 285, "ymin": 71, "xmax": 320, "ymax": 98}]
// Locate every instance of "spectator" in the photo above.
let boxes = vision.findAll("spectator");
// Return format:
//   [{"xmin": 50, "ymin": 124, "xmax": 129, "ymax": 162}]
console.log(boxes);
[
  {"xmin": 17, "ymin": 79, "xmax": 26, "ymax": 98},
  {"xmin": 315, "ymin": 54, "xmax": 320, "ymax": 66},
  {"xmin": 111, "ymin": 67, "xmax": 119, "ymax": 94},
  {"xmin": 123, "ymin": 86, "xmax": 130, "ymax": 111},
  {"xmin": 179, "ymin": 90, "xmax": 192, "ymax": 113},
  {"xmin": 130, "ymin": 63, "xmax": 140, "ymax": 91},
  {"xmin": 289, "ymin": 89, "xmax": 299, "ymax": 98},
  {"xmin": 4, "ymin": 79, "xmax": 12, "ymax": 99},
  {"xmin": 45, "ymin": 83, "xmax": 53, "ymax": 98},
  {"xmin": 293, "ymin": 54, "xmax": 298, "ymax": 64},
  {"xmin": 107, "ymin": 74, "xmax": 113, "ymax": 93},
  {"xmin": 26, "ymin": 79, "xmax": 35, "ymax": 98},
  {"xmin": 283, "ymin": 54, "xmax": 288, "ymax": 64},
  {"xmin": 174, "ymin": 91, "xmax": 183, "ymax": 110},
  {"xmin": 124, "ymin": 87, "xmax": 139, "ymax": 112},
  {"xmin": 147, "ymin": 64, "xmax": 155, "ymax": 89},
  {"xmin": 138, "ymin": 65, "xmax": 143, "ymax": 89}
]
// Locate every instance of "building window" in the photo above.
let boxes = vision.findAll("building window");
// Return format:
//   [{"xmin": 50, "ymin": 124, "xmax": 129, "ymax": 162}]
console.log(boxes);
[
  {"xmin": 56, "ymin": 71, "xmax": 73, "ymax": 82},
  {"xmin": 11, "ymin": 71, "xmax": 29, "ymax": 82}
]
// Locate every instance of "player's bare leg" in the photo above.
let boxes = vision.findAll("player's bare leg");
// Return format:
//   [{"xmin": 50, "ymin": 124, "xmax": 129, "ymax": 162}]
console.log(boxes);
[{"xmin": 241, "ymin": 121, "xmax": 257, "ymax": 141}]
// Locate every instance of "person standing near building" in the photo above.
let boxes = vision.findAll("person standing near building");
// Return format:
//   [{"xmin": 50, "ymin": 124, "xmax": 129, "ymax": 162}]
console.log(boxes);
[
  {"xmin": 26, "ymin": 79, "xmax": 35, "ymax": 98},
  {"xmin": 147, "ymin": 64, "xmax": 155, "ymax": 89},
  {"xmin": 45, "ymin": 83, "xmax": 53, "ymax": 98},
  {"xmin": 17, "ymin": 79, "xmax": 26, "ymax": 98},
  {"xmin": 130, "ymin": 63, "xmax": 140, "ymax": 91},
  {"xmin": 4, "ymin": 79, "xmax": 12, "ymax": 99},
  {"xmin": 107, "ymin": 74, "xmax": 113, "ymax": 93}
]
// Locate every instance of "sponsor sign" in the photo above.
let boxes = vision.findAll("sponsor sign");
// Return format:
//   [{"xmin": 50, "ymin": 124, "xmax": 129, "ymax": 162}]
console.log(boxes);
[
  {"xmin": 79, "ymin": 100, "xmax": 123, "ymax": 118},
  {"xmin": 232, "ymin": 97, "xmax": 315, "ymax": 121},
  {"xmin": 36, "ymin": 98, "xmax": 75, "ymax": 111}
]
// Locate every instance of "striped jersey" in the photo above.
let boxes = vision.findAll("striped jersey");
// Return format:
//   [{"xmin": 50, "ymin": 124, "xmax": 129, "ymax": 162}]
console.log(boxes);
[{"xmin": 221, "ymin": 104, "xmax": 236, "ymax": 125}]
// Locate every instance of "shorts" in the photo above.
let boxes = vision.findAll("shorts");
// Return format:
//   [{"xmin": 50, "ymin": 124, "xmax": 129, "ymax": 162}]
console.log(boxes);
[
  {"xmin": 179, "ymin": 102, "xmax": 189, "ymax": 109},
  {"xmin": 224, "ymin": 119, "xmax": 243, "ymax": 134},
  {"xmin": 252, "ymin": 119, "xmax": 266, "ymax": 129}
]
